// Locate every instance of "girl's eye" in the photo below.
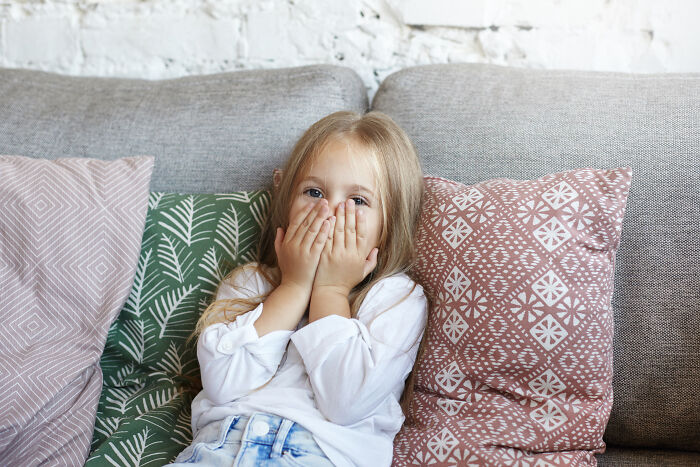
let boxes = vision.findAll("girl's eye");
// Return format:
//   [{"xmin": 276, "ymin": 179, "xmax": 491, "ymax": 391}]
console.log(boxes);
[
  {"xmin": 304, "ymin": 188, "xmax": 323, "ymax": 198},
  {"xmin": 352, "ymin": 197, "xmax": 368, "ymax": 206}
]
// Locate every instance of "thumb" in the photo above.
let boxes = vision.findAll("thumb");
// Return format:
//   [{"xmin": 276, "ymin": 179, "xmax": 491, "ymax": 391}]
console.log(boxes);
[{"xmin": 363, "ymin": 247, "xmax": 379, "ymax": 277}]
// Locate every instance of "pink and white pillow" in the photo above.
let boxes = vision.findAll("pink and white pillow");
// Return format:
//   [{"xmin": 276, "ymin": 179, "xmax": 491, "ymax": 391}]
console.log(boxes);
[
  {"xmin": 393, "ymin": 168, "xmax": 632, "ymax": 466},
  {"xmin": 0, "ymin": 155, "xmax": 153, "ymax": 465}
]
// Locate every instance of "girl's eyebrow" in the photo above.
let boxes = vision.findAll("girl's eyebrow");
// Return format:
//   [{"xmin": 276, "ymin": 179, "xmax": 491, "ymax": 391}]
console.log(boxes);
[{"xmin": 301, "ymin": 176, "xmax": 376, "ymax": 197}]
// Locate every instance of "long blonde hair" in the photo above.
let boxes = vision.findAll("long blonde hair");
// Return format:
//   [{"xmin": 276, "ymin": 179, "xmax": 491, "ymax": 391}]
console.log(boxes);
[{"xmin": 193, "ymin": 110, "xmax": 426, "ymax": 418}]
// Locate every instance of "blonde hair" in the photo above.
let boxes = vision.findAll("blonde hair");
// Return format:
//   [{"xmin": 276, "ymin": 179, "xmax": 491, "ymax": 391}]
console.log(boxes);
[{"xmin": 193, "ymin": 110, "xmax": 426, "ymax": 419}]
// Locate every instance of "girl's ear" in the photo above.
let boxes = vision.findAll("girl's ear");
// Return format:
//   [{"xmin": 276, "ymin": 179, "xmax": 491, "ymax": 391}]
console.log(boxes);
[{"xmin": 273, "ymin": 168, "xmax": 284, "ymax": 189}]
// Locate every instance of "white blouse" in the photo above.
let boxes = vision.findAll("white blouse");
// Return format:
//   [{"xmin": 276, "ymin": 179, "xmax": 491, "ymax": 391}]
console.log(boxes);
[{"xmin": 190, "ymin": 263, "xmax": 428, "ymax": 467}]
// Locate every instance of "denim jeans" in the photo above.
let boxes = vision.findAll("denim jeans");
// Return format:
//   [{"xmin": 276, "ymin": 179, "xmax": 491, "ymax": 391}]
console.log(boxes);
[{"xmin": 168, "ymin": 412, "xmax": 334, "ymax": 466}]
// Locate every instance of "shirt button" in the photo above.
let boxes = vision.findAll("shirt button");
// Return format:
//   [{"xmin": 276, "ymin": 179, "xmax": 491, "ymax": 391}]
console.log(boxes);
[
  {"xmin": 252, "ymin": 421, "xmax": 270, "ymax": 437},
  {"xmin": 222, "ymin": 342, "xmax": 232, "ymax": 350}
]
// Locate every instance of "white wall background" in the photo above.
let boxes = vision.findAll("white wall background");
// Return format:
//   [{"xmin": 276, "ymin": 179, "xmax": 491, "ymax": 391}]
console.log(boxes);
[{"xmin": 1, "ymin": 0, "xmax": 698, "ymax": 100}]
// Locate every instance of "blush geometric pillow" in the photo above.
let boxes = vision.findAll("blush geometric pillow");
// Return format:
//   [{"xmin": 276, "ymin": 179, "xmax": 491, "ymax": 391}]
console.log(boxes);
[
  {"xmin": 393, "ymin": 168, "xmax": 632, "ymax": 466},
  {"xmin": 0, "ymin": 155, "xmax": 153, "ymax": 466}
]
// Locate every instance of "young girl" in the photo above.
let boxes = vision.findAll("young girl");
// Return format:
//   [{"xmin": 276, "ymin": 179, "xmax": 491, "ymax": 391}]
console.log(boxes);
[{"xmin": 169, "ymin": 111, "xmax": 427, "ymax": 467}]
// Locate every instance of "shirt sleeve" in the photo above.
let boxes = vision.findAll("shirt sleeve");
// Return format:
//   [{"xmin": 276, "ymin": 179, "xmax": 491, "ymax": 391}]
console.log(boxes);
[
  {"xmin": 198, "ymin": 264, "xmax": 293, "ymax": 405},
  {"xmin": 290, "ymin": 274, "xmax": 428, "ymax": 426}
]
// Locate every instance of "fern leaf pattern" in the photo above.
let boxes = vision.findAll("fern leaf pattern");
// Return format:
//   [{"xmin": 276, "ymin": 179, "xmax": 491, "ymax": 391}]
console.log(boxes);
[
  {"xmin": 118, "ymin": 320, "xmax": 151, "ymax": 365},
  {"xmin": 197, "ymin": 246, "xmax": 225, "ymax": 291},
  {"xmin": 151, "ymin": 283, "xmax": 199, "ymax": 339},
  {"xmin": 89, "ymin": 191, "xmax": 269, "ymax": 464}
]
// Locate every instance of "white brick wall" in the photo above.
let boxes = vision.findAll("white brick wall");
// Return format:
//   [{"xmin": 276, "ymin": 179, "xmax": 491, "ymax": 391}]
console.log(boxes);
[{"xmin": 0, "ymin": 0, "xmax": 698, "ymax": 99}]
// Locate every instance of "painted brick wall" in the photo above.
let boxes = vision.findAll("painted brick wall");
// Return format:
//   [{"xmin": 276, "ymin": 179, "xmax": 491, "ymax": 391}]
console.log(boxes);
[{"xmin": 1, "ymin": 0, "xmax": 698, "ymax": 99}]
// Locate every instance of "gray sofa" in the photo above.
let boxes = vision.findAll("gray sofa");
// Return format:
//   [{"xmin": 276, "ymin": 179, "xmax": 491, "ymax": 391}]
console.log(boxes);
[{"xmin": 0, "ymin": 63, "xmax": 698, "ymax": 465}]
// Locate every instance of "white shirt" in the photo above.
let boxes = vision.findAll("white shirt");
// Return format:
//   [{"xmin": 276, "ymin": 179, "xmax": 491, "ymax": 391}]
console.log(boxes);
[{"xmin": 190, "ymin": 263, "xmax": 428, "ymax": 467}]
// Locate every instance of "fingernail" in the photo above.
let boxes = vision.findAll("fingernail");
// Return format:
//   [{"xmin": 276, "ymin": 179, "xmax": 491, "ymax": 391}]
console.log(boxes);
[{"xmin": 338, "ymin": 202, "xmax": 344, "ymax": 211}]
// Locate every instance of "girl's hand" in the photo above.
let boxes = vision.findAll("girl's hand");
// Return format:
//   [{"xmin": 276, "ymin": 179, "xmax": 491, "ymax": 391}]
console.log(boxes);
[
  {"xmin": 275, "ymin": 199, "xmax": 331, "ymax": 295},
  {"xmin": 313, "ymin": 199, "xmax": 379, "ymax": 297}
]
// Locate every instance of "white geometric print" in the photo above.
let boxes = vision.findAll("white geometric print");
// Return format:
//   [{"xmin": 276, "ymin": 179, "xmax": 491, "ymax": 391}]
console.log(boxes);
[
  {"xmin": 530, "ymin": 400, "xmax": 569, "ymax": 432},
  {"xmin": 528, "ymin": 370, "xmax": 566, "ymax": 398},
  {"xmin": 542, "ymin": 181, "xmax": 578, "ymax": 209},
  {"xmin": 517, "ymin": 199, "xmax": 548, "ymax": 226},
  {"xmin": 457, "ymin": 380, "xmax": 485, "ymax": 403},
  {"xmin": 442, "ymin": 216, "xmax": 473, "ymax": 249},
  {"xmin": 465, "ymin": 199, "xmax": 496, "ymax": 224},
  {"xmin": 444, "ymin": 266, "xmax": 471, "ymax": 301},
  {"xmin": 431, "ymin": 202, "xmax": 458, "ymax": 227},
  {"xmin": 561, "ymin": 201, "xmax": 595, "ymax": 231},
  {"xmin": 458, "ymin": 289, "xmax": 487, "ymax": 319},
  {"xmin": 530, "ymin": 315, "xmax": 568, "ymax": 350},
  {"xmin": 555, "ymin": 296, "xmax": 587, "ymax": 326},
  {"xmin": 511, "ymin": 291, "xmax": 546, "ymax": 322},
  {"xmin": 435, "ymin": 361, "xmax": 465, "ymax": 393},
  {"xmin": 533, "ymin": 217, "xmax": 572, "ymax": 252},
  {"xmin": 427, "ymin": 427, "xmax": 459, "ymax": 462},
  {"xmin": 437, "ymin": 398, "xmax": 466, "ymax": 416},
  {"xmin": 453, "ymin": 187, "xmax": 483, "ymax": 209},
  {"xmin": 443, "ymin": 310, "xmax": 469, "ymax": 344},
  {"xmin": 532, "ymin": 271, "xmax": 568, "ymax": 306}
]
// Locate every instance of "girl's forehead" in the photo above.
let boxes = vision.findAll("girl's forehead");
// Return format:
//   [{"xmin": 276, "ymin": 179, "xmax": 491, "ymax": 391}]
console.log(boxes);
[{"xmin": 302, "ymin": 138, "xmax": 378, "ymax": 178}]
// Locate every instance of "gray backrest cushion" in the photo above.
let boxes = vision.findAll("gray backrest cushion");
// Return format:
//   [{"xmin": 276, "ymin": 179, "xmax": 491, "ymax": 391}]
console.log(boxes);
[
  {"xmin": 372, "ymin": 63, "xmax": 700, "ymax": 450},
  {"xmin": 0, "ymin": 65, "xmax": 368, "ymax": 192}
]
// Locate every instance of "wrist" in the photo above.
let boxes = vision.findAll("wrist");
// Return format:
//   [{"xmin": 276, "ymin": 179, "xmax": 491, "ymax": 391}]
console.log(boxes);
[
  {"xmin": 309, "ymin": 285, "xmax": 351, "ymax": 322},
  {"xmin": 312, "ymin": 284, "xmax": 351, "ymax": 300},
  {"xmin": 279, "ymin": 279, "xmax": 312, "ymax": 300}
]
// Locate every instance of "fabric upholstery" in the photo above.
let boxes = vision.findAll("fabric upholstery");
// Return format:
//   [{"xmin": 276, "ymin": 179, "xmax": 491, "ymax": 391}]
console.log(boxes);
[
  {"xmin": 372, "ymin": 63, "xmax": 700, "ymax": 451},
  {"xmin": 597, "ymin": 447, "xmax": 700, "ymax": 466},
  {"xmin": 0, "ymin": 155, "xmax": 153, "ymax": 466},
  {"xmin": 0, "ymin": 65, "xmax": 368, "ymax": 193},
  {"xmin": 87, "ymin": 191, "xmax": 269, "ymax": 466},
  {"xmin": 393, "ymin": 169, "xmax": 631, "ymax": 465}
]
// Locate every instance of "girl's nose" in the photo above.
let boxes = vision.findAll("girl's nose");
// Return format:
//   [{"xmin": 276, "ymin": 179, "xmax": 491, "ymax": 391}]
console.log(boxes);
[{"xmin": 329, "ymin": 198, "xmax": 345, "ymax": 212}]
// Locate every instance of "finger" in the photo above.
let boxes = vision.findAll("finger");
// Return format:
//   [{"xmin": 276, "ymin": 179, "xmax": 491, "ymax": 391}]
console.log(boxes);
[
  {"xmin": 326, "ymin": 215, "xmax": 336, "ymax": 242},
  {"xmin": 286, "ymin": 202, "xmax": 315, "ymax": 240},
  {"xmin": 292, "ymin": 200, "xmax": 326, "ymax": 245},
  {"xmin": 302, "ymin": 202, "xmax": 329, "ymax": 250},
  {"xmin": 363, "ymin": 247, "xmax": 379, "ymax": 277},
  {"xmin": 333, "ymin": 202, "xmax": 345, "ymax": 252},
  {"xmin": 312, "ymin": 219, "xmax": 331, "ymax": 254},
  {"xmin": 356, "ymin": 206, "xmax": 367, "ymax": 249},
  {"xmin": 345, "ymin": 199, "xmax": 356, "ymax": 249},
  {"xmin": 321, "ymin": 217, "xmax": 334, "ymax": 256}
]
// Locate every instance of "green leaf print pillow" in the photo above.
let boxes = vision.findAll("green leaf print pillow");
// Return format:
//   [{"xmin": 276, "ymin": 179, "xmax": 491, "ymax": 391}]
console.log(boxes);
[{"xmin": 87, "ymin": 191, "xmax": 270, "ymax": 466}]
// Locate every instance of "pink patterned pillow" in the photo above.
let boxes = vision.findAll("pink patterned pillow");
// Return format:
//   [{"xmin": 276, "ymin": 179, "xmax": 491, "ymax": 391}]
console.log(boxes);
[
  {"xmin": 393, "ymin": 168, "xmax": 632, "ymax": 466},
  {"xmin": 0, "ymin": 155, "xmax": 153, "ymax": 465}
]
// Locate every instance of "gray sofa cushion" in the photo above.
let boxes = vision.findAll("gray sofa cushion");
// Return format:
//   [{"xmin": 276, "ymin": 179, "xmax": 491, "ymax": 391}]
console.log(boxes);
[
  {"xmin": 0, "ymin": 65, "xmax": 368, "ymax": 193},
  {"xmin": 372, "ymin": 63, "xmax": 700, "ymax": 453},
  {"xmin": 597, "ymin": 447, "xmax": 700, "ymax": 466}
]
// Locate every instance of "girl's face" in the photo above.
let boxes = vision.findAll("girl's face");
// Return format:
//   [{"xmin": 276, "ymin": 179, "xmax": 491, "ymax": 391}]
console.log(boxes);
[{"xmin": 289, "ymin": 137, "xmax": 383, "ymax": 251}]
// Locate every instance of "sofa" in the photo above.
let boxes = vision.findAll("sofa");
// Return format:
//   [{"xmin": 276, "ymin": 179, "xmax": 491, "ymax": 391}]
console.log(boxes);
[{"xmin": 0, "ymin": 63, "xmax": 698, "ymax": 466}]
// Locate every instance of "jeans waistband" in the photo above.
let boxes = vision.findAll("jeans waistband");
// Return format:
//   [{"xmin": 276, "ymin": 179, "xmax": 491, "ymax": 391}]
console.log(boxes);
[{"xmin": 237, "ymin": 412, "xmax": 324, "ymax": 456}]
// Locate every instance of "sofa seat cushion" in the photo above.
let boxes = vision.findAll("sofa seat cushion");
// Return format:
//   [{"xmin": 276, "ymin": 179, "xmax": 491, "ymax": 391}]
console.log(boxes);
[{"xmin": 87, "ymin": 191, "xmax": 269, "ymax": 466}]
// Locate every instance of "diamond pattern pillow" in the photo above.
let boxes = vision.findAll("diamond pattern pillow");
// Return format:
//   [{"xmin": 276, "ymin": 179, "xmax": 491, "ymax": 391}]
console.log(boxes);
[
  {"xmin": 86, "ymin": 191, "xmax": 270, "ymax": 467},
  {"xmin": 0, "ymin": 155, "xmax": 153, "ymax": 466},
  {"xmin": 393, "ymin": 168, "xmax": 632, "ymax": 466}
]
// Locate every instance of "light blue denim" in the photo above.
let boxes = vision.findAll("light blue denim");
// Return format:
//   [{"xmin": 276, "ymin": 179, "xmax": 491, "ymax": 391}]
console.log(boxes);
[{"xmin": 167, "ymin": 412, "xmax": 334, "ymax": 466}]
